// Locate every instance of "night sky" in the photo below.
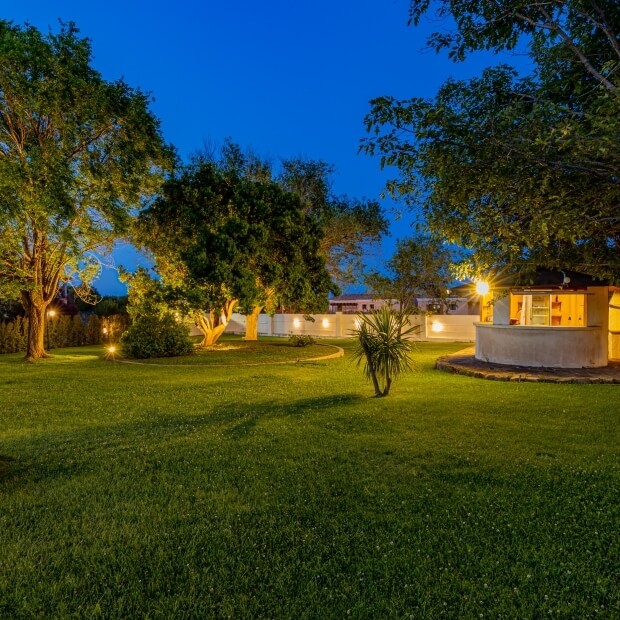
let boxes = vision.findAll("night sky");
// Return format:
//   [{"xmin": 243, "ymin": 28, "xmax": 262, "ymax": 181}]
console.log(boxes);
[{"xmin": 6, "ymin": 1, "xmax": 525, "ymax": 294}]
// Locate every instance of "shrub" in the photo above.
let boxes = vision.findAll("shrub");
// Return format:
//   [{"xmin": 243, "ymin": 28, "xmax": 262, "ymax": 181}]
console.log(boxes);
[
  {"xmin": 351, "ymin": 307, "xmax": 418, "ymax": 397},
  {"xmin": 288, "ymin": 334, "xmax": 315, "ymax": 347},
  {"xmin": 120, "ymin": 314, "xmax": 194, "ymax": 359}
]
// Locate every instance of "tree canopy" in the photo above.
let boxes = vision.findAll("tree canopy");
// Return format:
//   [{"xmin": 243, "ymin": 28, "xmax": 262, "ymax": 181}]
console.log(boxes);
[
  {"xmin": 136, "ymin": 156, "xmax": 337, "ymax": 345},
  {"xmin": 0, "ymin": 20, "xmax": 171, "ymax": 359},
  {"xmin": 278, "ymin": 158, "xmax": 388, "ymax": 287},
  {"xmin": 365, "ymin": 235, "xmax": 456, "ymax": 312},
  {"xmin": 362, "ymin": 0, "xmax": 620, "ymax": 283}
]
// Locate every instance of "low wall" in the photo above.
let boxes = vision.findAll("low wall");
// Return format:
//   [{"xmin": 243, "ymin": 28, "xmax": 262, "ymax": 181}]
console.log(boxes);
[
  {"xmin": 476, "ymin": 323, "xmax": 607, "ymax": 368},
  {"xmin": 219, "ymin": 312, "xmax": 476, "ymax": 342}
]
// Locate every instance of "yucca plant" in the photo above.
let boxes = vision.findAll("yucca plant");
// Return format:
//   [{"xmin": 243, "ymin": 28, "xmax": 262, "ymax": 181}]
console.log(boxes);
[{"xmin": 351, "ymin": 306, "xmax": 418, "ymax": 397}]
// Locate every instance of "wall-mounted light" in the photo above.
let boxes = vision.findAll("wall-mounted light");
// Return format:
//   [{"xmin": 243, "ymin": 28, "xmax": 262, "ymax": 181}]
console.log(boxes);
[
  {"xmin": 430, "ymin": 321, "xmax": 443, "ymax": 333},
  {"xmin": 321, "ymin": 319, "xmax": 330, "ymax": 328},
  {"xmin": 475, "ymin": 280, "xmax": 489, "ymax": 295},
  {"xmin": 293, "ymin": 318, "xmax": 301, "ymax": 328}
]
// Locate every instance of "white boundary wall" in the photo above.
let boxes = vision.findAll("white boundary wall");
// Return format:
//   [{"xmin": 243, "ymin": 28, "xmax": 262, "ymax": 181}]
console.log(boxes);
[{"xmin": 221, "ymin": 312, "xmax": 476, "ymax": 342}]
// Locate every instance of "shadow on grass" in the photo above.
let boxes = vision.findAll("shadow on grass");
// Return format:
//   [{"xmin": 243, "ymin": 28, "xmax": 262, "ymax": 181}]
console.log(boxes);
[
  {"xmin": 221, "ymin": 394, "xmax": 363, "ymax": 438},
  {"xmin": 1, "ymin": 393, "xmax": 364, "ymax": 486}
]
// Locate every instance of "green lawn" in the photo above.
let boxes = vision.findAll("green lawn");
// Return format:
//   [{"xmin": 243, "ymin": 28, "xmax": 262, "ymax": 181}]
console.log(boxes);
[{"xmin": 0, "ymin": 337, "xmax": 618, "ymax": 618}]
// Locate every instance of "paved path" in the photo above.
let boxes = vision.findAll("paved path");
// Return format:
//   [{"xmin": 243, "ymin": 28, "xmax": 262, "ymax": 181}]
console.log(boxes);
[{"xmin": 436, "ymin": 347, "xmax": 620, "ymax": 384}]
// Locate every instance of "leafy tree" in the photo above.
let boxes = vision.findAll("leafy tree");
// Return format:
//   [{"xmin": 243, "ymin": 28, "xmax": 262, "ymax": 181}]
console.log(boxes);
[
  {"xmin": 351, "ymin": 306, "xmax": 418, "ymax": 397},
  {"xmin": 278, "ymin": 159, "xmax": 388, "ymax": 286},
  {"xmin": 0, "ymin": 21, "xmax": 171, "ymax": 359},
  {"xmin": 365, "ymin": 235, "xmax": 456, "ymax": 313},
  {"xmin": 136, "ymin": 158, "xmax": 336, "ymax": 345},
  {"xmin": 362, "ymin": 1, "xmax": 620, "ymax": 283}
]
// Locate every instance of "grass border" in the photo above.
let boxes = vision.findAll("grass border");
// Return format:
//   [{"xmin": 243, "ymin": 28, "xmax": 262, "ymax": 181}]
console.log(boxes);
[{"xmin": 111, "ymin": 342, "xmax": 345, "ymax": 367}]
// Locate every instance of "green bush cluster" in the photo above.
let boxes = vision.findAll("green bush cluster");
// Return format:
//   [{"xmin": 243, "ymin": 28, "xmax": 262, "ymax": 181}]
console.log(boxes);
[
  {"xmin": 120, "ymin": 314, "xmax": 194, "ymax": 359},
  {"xmin": 288, "ymin": 333, "xmax": 316, "ymax": 347},
  {"xmin": 0, "ymin": 314, "xmax": 128, "ymax": 354}
]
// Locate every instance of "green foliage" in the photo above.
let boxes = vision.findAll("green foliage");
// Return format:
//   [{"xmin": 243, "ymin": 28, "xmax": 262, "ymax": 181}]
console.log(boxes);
[
  {"xmin": 365, "ymin": 235, "xmax": 457, "ymax": 312},
  {"xmin": 288, "ymin": 334, "xmax": 316, "ymax": 347},
  {"xmin": 94, "ymin": 296, "xmax": 128, "ymax": 318},
  {"xmin": 363, "ymin": 1, "xmax": 620, "ymax": 283},
  {"xmin": 279, "ymin": 158, "xmax": 388, "ymax": 286},
  {"xmin": 0, "ymin": 20, "xmax": 171, "ymax": 358},
  {"xmin": 120, "ymin": 314, "xmax": 194, "ymax": 359},
  {"xmin": 351, "ymin": 307, "xmax": 418, "ymax": 396},
  {"xmin": 0, "ymin": 314, "xmax": 121, "ymax": 353},
  {"xmin": 136, "ymin": 153, "xmax": 337, "ymax": 344}
]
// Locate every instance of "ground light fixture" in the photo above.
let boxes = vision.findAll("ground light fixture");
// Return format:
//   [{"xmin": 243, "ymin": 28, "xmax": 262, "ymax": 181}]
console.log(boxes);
[{"xmin": 46, "ymin": 309, "xmax": 57, "ymax": 350}]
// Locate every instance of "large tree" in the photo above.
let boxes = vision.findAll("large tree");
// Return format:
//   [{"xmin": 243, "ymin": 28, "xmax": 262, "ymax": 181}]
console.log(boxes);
[
  {"xmin": 0, "ymin": 21, "xmax": 170, "ymax": 359},
  {"xmin": 278, "ymin": 159, "xmax": 388, "ymax": 287},
  {"xmin": 362, "ymin": 0, "xmax": 620, "ymax": 283},
  {"xmin": 137, "ymin": 158, "xmax": 336, "ymax": 345}
]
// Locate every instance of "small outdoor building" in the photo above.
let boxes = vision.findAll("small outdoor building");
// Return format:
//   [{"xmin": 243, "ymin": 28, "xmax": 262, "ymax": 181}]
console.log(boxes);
[{"xmin": 475, "ymin": 270, "xmax": 620, "ymax": 368}]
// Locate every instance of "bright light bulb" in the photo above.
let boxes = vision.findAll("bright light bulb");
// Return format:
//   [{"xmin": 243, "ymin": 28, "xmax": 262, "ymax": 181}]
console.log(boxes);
[
  {"xmin": 321, "ymin": 319, "xmax": 330, "ymax": 328},
  {"xmin": 430, "ymin": 321, "xmax": 443, "ymax": 333},
  {"xmin": 476, "ymin": 281, "xmax": 489, "ymax": 295}
]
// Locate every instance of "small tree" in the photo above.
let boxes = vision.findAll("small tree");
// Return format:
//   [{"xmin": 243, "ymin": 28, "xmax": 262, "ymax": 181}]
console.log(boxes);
[
  {"xmin": 365, "ymin": 235, "xmax": 456, "ymax": 313},
  {"xmin": 351, "ymin": 307, "xmax": 418, "ymax": 397}
]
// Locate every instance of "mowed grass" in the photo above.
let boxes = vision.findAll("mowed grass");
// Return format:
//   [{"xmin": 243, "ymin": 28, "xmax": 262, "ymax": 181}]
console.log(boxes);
[{"xmin": 0, "ymin": 337, "xmax": 618, "ymax": 619}]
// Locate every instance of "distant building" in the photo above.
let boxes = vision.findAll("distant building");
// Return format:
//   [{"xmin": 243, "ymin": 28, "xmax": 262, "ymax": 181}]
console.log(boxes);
[
  {"xmin": 328, "ymin": 294, "xmax": 396, "ymax": 314},
  {"xmin": 328, "ymin": 293, "xmax": 472, "ymax": 315}
]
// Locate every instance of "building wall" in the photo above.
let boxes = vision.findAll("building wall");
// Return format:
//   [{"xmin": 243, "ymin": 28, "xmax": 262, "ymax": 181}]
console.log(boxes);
[{"xmin": 608, "ymin": 291, "xmax": 620, "ymax": 360}]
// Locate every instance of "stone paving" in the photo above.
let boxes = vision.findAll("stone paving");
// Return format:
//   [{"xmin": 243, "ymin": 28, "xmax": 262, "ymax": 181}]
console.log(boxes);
[{"xmin": 436, "ymin": 347, "xmax": 620, "ymax": 384}]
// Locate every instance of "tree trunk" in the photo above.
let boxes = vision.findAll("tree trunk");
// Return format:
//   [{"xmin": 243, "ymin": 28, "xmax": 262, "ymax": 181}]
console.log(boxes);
[
  {"xmin": 368, "ymin": 362, "xmax": 382, "ymax": 397},
  {"xmin": 23, "ymin": 295, "xmax": 50, "ymax": 361},
  {"xmin": 381, "ymin": 376, "xmax": 392, "ymax": 397},
  {"xmin": 243, "ymin": 306, "xmax": 262, "ymax": 341},
  {"xmin": 194, "ymin": 299, "xmax": 238, "ymax": 347}
]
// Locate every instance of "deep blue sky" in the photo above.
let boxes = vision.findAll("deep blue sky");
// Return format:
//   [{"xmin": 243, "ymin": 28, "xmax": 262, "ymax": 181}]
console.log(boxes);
[{"xmin": 8, "ymin": 1, "xmax": 525, "ymax": 294}]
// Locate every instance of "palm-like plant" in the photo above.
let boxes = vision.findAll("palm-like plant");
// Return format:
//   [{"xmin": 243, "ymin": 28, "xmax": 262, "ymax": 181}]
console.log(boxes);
[{"xmin": 351, "ymin": 306, "xmax": 418, "ymax": 397}]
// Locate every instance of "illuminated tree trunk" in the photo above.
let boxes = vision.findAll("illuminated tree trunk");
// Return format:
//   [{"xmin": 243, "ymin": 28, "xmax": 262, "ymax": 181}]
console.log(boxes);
[
  {"xmin": 194, "ymin": 299, "xmax": 237, "ymax": 346},
  {"xmin": 243, "ymin": 306, "xmax": 262, "ymax": 341},
  {"xmin": 21, "ymin": 292, "xmax": 51, "ymax": 361}
]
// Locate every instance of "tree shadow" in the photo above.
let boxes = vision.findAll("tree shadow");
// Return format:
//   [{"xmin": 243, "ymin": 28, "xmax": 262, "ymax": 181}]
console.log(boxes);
[{"xmin": 1, "ymin": 393, "xmax": 364, "ymax": 486}]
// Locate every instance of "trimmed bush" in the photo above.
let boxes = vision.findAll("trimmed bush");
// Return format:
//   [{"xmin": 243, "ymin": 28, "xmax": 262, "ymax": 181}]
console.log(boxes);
[
  {"xmin": 288, "ymin": 334, "xmax": 316, "ymax": 347},
  {"xmin": 120, "ymin": 314, "xmax": 194, "ymax": 359}
]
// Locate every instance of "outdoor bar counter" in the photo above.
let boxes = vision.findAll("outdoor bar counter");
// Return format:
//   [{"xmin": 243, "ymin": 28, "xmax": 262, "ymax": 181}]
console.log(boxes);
[{"xmin": 475, "ymin": 323, "xmax": 607, "ymax": 368}]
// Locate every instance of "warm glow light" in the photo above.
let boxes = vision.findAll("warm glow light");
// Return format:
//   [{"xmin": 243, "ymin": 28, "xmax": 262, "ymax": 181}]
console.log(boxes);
[
  {"xmin": 475, "ymin": 281, "xmax": 489, "ymax": 295},
  {"xmin": 430, "ymin": 321, "xmax": 444, "ymax": 333},
  {"xmin": 102, "ymin": 327, "xmax": 108, "ymax": 335},
  {"xmin": 107, "ymin": 345, "xmax": 117, "ymax": 354},
  {"xmin": 321, "ymin": 318, "xmax": 330, "ymax": 328},
  {"xmin": 293, "ymin": 318, "xmax": 301, "ymax": 328},
  {"xmin": 47, "ymin": 309, "xmax": 56, "ymax": 318}
]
